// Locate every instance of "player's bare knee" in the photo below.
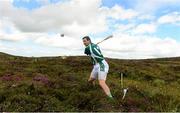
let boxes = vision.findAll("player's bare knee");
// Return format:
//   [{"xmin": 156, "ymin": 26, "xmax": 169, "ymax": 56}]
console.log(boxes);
[{"xmin": 99, "ymin": 80, "xmax": 105, "ymax": 87}]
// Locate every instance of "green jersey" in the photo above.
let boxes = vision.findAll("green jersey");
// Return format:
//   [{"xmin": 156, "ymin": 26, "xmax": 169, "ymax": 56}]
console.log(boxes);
[{"xmin": 84, "ymin": 43, "xmax": 104, "ymax": 65}]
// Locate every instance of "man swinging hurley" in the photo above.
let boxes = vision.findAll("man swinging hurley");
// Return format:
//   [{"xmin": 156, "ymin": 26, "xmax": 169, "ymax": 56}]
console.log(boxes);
[{"xmin": 82, "ymin": 36, "xmax": 113, "ymax": 99}]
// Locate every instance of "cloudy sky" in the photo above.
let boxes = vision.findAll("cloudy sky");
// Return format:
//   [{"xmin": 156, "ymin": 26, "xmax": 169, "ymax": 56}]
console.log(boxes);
[{"xmin": 0, "ymin": 0, "xmax": 180, "ymax": 59}]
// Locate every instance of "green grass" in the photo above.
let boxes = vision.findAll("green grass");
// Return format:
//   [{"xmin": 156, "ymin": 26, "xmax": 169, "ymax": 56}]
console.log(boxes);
[{"xmin": 0, "ymin": 52, "xmax": 179, "ymax": 112}]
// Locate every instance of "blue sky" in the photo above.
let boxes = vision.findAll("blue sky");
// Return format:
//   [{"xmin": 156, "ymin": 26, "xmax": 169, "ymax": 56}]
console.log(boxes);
[
  {"xmin": 13, "ymin": 0, "xmax": 41, "ymax": 10},
  {"xmin": 0, "ymin": 0, "xmax": 180, "ymax": 59},
  {"xmin": 102, "ymin": 0, "xmax": 134, "ymax": 8},
  {"xmin": 13, "ymin": 0, "xmax": 64, "ymax": 10},
  {"xmin": 13, "ymin": 0, "xmax": 131, "ymax": 9}
]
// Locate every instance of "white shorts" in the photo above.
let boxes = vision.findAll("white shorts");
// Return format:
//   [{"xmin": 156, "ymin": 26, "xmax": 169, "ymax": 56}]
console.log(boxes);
[{"xmin": 90, "ymin": 60, "xmax": 109, "ymax": 80}]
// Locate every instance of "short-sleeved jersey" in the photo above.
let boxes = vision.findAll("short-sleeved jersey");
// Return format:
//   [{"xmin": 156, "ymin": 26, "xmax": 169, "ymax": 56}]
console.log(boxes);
[{"xmin": 84, "ymin": 43, "xmax": 104, "ymax": 64}]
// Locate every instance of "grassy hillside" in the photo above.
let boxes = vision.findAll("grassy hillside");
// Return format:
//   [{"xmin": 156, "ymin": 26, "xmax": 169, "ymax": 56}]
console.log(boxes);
[{"xmin": 0, "ymin": 52, "xmax": 180, "ymax": 112}]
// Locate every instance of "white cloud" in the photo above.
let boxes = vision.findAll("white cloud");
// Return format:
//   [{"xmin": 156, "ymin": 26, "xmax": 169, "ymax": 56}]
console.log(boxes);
[
  {"xmin": 0, "ymin": 19, "xmax": 27, "ymax": 41},
  {"xmin": 0, "ymin": 19, "xmax": 18, "ymax": 33},
  {"xmin": 158, "ymin": 12, "xmax": 180, "ymax": 25},
  {"xmin": 100, "ymin": 5, "xmax": 138, "ymax": 20},
  {"xmin": 0, "ymin": 34, "xmax": 26, "ymax": 42},
  {"xmin": 113, "ymin": 23, "xmax": 136, "ymax": 34},
  {"xmin": 0, "ymin": 0, "xmax": 107, "ymax": 37},
  {"xmin": 0, "ymin": 0, "xmax": 139, "ymax": 37},
  {"xmin": 0, "ymin": 41, "xmax": 2, "ymax": 46},
  {"xmin": 132, "ymin": 23, "xmax": 157, "ymax": 34},
  {"xmin": 0, "ymin": 0, "xmax": 138, "ymax": 39},
  {"xmin": 99, "ymin": 33, "xmax": 180, "ymax": 59},
  {"xmin": 137, "ymin": 14, "xmax": 155, "ymax": 20},
  {"xmin": 61, "ymin": 20, "xmax": 107, "ymax": 37},
  {"xmin": 35, "ymin": 34, "xmax": 82, "ymax": 50},
  {"xmin": 0, "ymin": 41, "xmax": 17, "ymax": 54}
]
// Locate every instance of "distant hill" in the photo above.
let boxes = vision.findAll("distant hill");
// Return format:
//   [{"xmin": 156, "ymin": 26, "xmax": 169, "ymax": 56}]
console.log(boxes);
[{"xmin": 0, "ymin": 52, "xmax": 179, "ymax": 112}]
